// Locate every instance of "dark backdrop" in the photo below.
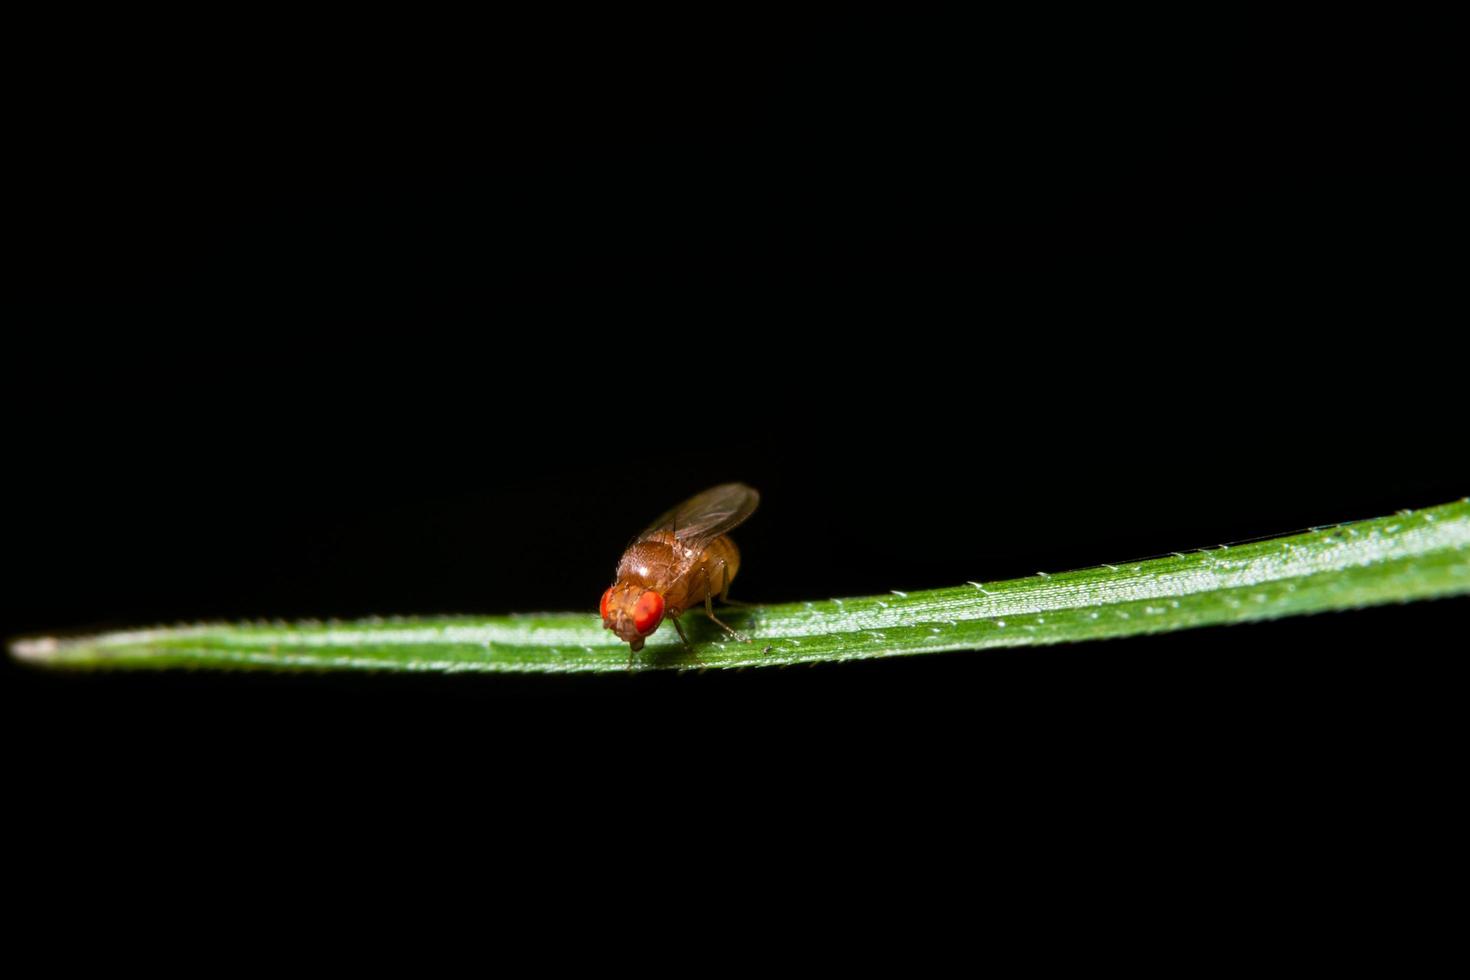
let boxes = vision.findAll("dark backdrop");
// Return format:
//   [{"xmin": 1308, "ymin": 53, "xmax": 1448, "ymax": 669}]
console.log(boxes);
[{"xmin": 5, "ymin": 18, "xmax": 1464, "ymax": 916}]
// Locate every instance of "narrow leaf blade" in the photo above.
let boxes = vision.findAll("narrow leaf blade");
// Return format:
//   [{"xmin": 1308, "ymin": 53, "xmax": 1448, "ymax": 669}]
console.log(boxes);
[{"xmin": 12, "ymin": 500, "xmax": 1469, "ymax": 673}]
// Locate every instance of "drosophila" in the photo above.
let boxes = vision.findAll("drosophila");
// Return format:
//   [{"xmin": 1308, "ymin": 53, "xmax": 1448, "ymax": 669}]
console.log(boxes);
[{"xmin": 600, "ymin": 482, "xmax": 759, "ymax": 655}]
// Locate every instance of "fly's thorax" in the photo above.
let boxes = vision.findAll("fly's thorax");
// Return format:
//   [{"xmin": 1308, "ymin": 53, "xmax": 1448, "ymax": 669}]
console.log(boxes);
[{"xmin": 615, "ymin": 537, "xmax": 679, "ymax": 589}]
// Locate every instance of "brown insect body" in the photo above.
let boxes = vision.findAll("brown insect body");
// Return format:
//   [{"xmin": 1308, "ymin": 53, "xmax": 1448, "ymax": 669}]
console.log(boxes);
[{"xmin": 601, "ymin": 484, "xmax": 758, "ymax": 653}]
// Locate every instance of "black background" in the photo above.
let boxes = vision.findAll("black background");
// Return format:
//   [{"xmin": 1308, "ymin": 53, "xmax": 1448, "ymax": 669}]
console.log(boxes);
[{"xmin": 5, "ymin": 16, "xmax": 1464, "ymax": 923}]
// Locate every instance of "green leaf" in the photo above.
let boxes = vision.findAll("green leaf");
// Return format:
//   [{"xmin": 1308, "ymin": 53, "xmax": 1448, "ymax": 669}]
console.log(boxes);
[{"xmin": 12, "ymin": 500, "xmax": 1469, "ymax": 673}]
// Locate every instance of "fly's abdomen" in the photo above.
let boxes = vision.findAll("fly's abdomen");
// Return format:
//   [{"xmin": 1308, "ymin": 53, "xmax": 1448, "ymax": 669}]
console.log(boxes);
[{"xmin": 689, "ymin": 534, "xmax": 740, "ymax": 603}]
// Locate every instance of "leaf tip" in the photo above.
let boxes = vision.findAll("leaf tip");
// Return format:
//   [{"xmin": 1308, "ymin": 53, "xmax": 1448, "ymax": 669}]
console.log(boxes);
[{"xmin": 9, "ymin": 635, "xmax": 61, "ymax": 663}]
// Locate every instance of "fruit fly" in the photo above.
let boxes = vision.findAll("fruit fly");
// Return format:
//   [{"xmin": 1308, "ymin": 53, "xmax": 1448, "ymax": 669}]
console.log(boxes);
[{"xmin": 600, "ymin": 482, "xmax": 759, "ymax": 657}]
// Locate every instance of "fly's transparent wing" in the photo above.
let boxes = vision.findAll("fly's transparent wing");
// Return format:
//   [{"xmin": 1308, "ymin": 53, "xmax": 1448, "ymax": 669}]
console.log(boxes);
[{"xmin": 636, "ymin": 483, "xmax": 760, "ymax": 553}]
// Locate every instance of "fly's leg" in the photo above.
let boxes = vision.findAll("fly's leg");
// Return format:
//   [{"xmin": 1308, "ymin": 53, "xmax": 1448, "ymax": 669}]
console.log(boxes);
[
  {"xmin": 670, "ymin": 614, "xmax": 704, "ymax": 665},
  {"xmin": 704, "ymin": 561, "xmax": 751, "ymax": 643},
  {"xmin": 704, "ymin": 594, "xmax": 749, "ymax": 643},
  {"xmin": 717, "ymin": 561, "xmax": 753, "ymax": 607}
]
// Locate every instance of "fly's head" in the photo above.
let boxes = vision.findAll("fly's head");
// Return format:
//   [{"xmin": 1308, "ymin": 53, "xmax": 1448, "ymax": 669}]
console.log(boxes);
[{"xmin": 600, "ymin": 583, "xmax": 665, "ymax": 651}]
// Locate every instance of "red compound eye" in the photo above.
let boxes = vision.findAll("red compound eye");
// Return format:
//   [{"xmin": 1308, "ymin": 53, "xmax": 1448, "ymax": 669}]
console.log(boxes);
[
  {"xmin": 600, "ymin": 587, "xmax": 614, "ymax": 621},
  {"xmin": 633, "ymin": 591, "xmax": 665, "ymax": 635}
]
